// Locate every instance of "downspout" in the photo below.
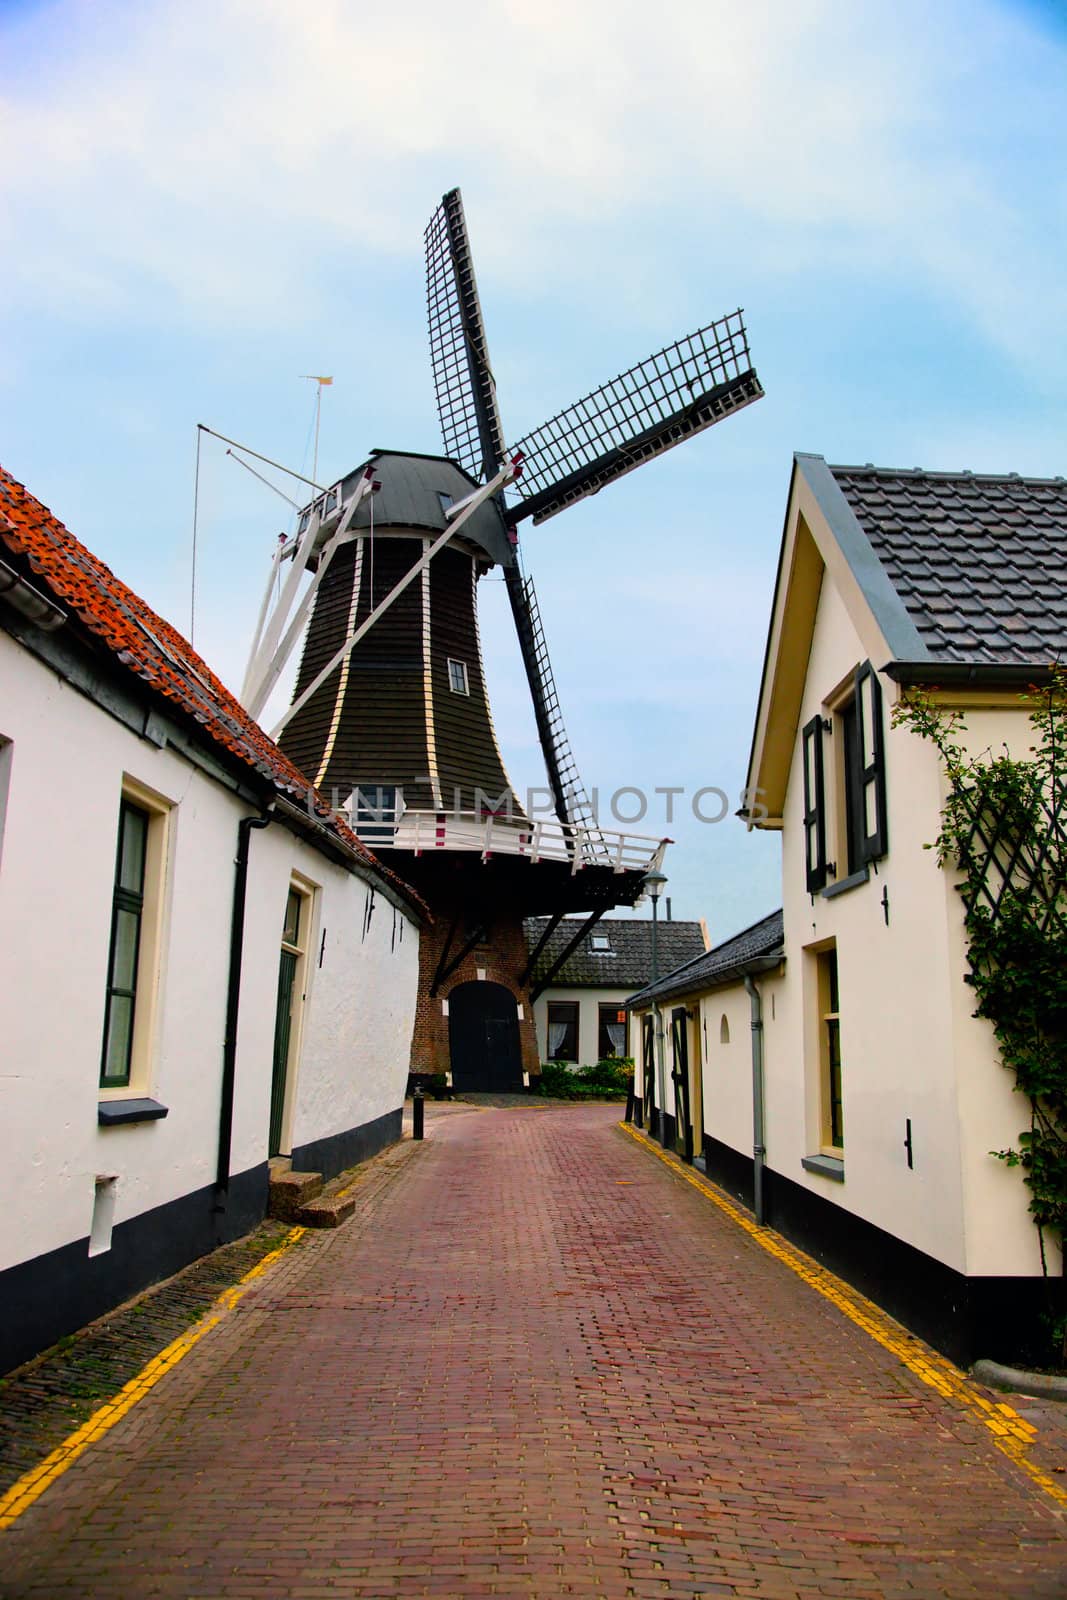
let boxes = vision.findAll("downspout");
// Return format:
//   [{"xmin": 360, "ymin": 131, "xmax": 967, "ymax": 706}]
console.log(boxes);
[
  {"xmin": 744, "ymin": 975, "xmax": 767, "ymax": 1226},
  {"xmin": 216, "ymin": 807, "xmax": 274, "ymax": 1204}
]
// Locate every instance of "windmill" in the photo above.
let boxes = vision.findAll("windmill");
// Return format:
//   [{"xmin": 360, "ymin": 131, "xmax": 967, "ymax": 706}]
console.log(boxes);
[{"xmin": 240, "ymin": 188, "xmax": 763, "ymax": 1093}]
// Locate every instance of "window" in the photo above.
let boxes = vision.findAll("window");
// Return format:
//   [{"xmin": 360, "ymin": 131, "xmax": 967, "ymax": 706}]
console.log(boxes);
[
  {"xmin": 589, "ymin": 932, "xmax": 613, "ymax": 954},
  {"xmin": 546, "ymin": 1001, "xmax": 578, "ymax": 1061},
  {"xmin": 598, "ymin": 1004, "xmax": 628, "ymax": 1059},
  {"xmin": 818, "ymin": 946, "xmax": 843, "ymax": 1150},
  {"xmin": 447, "ymin": 658, "xmax": 469, "ymax": 696},
  {"xmin": 805, "ymin": 661, "xmax": 887, "ymax": 892},
  {"xmin": 100, "ymin": 784, "xmax": 169, "ymax": 1093},
  {"xmin": 0, "ymin": 735, "xmax": 11, "ymax": 871},
  {"xmin": 719, "ymin": 1013, "xmax": 730, "ymax": 1045},
  {"xmin": 437, "ymin": 491, "xmax": 454, "ymax": 517},
  {"xmin": 350, "ymin": 784, "xmax": 399, "ymax": 844}
]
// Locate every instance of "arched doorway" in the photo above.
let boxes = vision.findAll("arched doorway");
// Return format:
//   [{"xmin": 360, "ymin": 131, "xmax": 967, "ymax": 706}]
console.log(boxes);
[{"xmin": 449, "ymin": 981, "xmax": 523, "ymax": 1092}]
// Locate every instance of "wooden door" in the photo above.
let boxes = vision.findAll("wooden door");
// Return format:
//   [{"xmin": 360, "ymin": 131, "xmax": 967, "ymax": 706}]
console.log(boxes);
[{"xmin": 449, "ymin": 981, "xmax": 523, "ymax": 1092}]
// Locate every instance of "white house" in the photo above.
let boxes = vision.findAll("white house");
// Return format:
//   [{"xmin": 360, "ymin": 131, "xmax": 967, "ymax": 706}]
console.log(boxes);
[
  {"xmin": 633, "ymin": 456, "xmax": 1067, "ymax": 1368},
  {"xmin": 0, "ymin": 464, "xmax": 423, "ymax": 1374},
  {"xmin": 524, "ymin": 915, "xmax": 707, "ymax": 1067}
]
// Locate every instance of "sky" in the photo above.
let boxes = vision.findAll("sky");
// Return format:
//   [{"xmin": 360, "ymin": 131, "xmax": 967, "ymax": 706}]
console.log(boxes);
[{"xmin": 2, "ymin": 0, "xmax": 1065, "ymax": 938}]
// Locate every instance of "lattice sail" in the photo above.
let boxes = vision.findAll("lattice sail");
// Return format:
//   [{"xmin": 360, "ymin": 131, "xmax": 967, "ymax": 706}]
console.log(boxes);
[
  {"xmin": 508, "ymin": 310, "xmax": 763, "ymax": 525},
  {"xmin": 425, "ymin": 189, "xmax": 507, "ymax": 481}
]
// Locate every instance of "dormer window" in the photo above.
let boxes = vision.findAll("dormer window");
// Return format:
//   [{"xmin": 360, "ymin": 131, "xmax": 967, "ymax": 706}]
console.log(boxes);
[
  {"xmin": 589, "ymin": 932, "xmax": 613, "ymax": 953},
  {"xmin": 447, "ymin": 659, "xmax": 469, "ymax": 696}
]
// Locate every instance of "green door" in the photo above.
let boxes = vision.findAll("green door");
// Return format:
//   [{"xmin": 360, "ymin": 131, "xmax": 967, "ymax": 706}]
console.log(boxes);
[
  {"xmin": 269, "ymin": 950, "xmax": 297, "ymax": 1157},
  {"xmin": 269, "ymin": 888, "xmax": 303, "ymax": 1158}
]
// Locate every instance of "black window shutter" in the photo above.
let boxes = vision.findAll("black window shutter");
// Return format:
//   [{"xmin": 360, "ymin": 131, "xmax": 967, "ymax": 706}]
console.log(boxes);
[
  {"xmin": 855, "ymin": 661, "xmax": 888, "ymax": 862},
  {"xmin": 801, "ymin": 714, "xmax": 828, "ymax": 893}
]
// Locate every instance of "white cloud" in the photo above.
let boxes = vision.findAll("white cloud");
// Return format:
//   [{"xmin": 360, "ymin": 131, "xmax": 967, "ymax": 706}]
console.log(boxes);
[{"xmin": 1, "ymin": 0, "xmax": 1064, "ymax": 371}]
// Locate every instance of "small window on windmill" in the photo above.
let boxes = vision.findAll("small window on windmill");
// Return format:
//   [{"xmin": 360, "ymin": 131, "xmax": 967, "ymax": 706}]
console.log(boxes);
[
  {"xmin": 447, "ymin": 659, "xmax": 469, "ymax": 696},
  {"xmin": 437, "ymin": 492, "xmax": 454, "ymax": 518}
]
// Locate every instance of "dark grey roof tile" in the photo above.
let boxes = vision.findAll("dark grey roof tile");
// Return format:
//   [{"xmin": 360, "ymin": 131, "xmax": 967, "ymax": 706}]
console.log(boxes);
[
  {"xmin": 524, "ymin": 916, "xmax": 707, "ymax": 989},
  {"xmin": 626, "ymin": 910, "xmax": 784, "ymax": 1008},
  {"xmin": 830, "ymin": 465, "xmax": 1067, "ymax": 667}
]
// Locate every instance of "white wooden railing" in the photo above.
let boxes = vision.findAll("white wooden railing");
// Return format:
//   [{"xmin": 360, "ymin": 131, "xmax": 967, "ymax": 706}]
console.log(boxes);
[{"xmin": 351, "ymin": 808, "xmax": 668, "ymax": 876}]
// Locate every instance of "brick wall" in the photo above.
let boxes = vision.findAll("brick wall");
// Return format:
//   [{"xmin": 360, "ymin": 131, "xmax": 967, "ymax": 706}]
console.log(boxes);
[{"xmin": 409, "ymin": 900, "xmax": 541, "ymax": 1079}]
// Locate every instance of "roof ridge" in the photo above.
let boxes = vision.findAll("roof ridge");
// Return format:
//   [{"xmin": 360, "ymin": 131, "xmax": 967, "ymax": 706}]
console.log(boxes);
[{"xmin": 829, "ymin": 463, "xmax": 1067, "ymax": 487}]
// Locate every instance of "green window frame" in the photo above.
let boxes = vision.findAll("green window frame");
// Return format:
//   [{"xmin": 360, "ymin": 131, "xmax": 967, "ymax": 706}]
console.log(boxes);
[{"xmin": 100, "ymin": 799, "xmax": 150, "ymax": 1088}]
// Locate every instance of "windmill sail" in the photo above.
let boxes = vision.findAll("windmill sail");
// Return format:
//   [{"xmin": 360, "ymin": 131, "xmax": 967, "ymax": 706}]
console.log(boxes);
[
  {"xmin": 425, "ymin": 188, "xmax": 507, "ymax": 481},
  {"xmin": 426, "ymin": 187, "xmax": 593, "ymax": 837},
  {"xmin": 504, "ymin": 569, "xmax": 604, "ymax": 841},
  {"xmin": 507, "ymin": 310, "xmax": 763, "ymax": 524}
]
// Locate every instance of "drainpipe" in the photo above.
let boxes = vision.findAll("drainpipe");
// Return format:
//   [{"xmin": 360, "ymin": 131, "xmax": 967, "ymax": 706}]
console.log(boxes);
[
  {"xmin": 744, "ymin": 975, "xmax": 767, "ymax": 1226},
  {"xmin": 216, "ymin": 808, "xmax": 274, "ymax": 1202}
]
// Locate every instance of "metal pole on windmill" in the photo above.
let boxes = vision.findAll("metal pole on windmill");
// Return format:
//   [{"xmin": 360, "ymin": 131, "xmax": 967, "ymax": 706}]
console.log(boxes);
[{"xmin": 303, "ymin": 376, "xmax": 333, "ymax": 484}]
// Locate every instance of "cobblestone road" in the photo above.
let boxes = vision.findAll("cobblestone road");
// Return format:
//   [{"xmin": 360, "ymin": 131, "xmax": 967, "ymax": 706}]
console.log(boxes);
[{"xmin": 4, "ymin": 1104, "xmax": 1067, "ymax": 1598}]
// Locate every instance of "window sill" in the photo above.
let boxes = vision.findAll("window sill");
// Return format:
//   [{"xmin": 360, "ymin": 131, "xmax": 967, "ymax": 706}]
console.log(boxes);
[
  {"xmin": 802, "ymin": 1154, "xmax": 844, "ymax": 1182},
  {"xmin": 98, "ymin": 1098, "xmax": 169, "ymax": 1126},
  {"xmin": 821, "ymin": 867, "xmax": 870, "ymax": 900}
]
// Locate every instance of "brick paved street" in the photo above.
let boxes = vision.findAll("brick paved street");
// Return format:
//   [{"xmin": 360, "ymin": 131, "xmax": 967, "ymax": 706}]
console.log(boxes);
[{"xmin": 4, "ymin": 1103, "xmax": 1067, "ymax": 1598}]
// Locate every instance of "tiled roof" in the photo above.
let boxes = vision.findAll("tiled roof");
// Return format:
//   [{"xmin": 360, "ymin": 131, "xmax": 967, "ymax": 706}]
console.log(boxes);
[
  {"xmin": 627, "ymin": 909, "xmax": 784, "ymax": 1007},
  {"xmin": 830, "ymin": 466, "xmax": 1067, "ymax": 666},
  {"xmin": 0, "ymin": 464, "xmax": 423, "ymax": 910},
  {"xmin": 524, "ymin": 916, "xmax": 706, "ymax": 988}
]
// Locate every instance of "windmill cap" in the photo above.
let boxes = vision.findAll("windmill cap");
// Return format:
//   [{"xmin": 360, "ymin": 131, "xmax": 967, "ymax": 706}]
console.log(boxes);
[{"xmin": 325, "ymin": 450, "xmax": 513, "ymax": 566}]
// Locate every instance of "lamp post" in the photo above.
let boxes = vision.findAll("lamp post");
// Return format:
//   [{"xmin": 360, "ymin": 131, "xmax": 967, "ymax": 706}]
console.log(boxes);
[{"xmin": 644, "ymin": 870, "xmax": 669, "ymax": 1149}]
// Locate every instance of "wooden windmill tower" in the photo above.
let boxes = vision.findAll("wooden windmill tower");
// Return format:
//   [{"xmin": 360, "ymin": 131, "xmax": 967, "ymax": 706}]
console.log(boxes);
[{"xmin": 241, "ymin": 188, "xmax": 763, "ymax": 1092}]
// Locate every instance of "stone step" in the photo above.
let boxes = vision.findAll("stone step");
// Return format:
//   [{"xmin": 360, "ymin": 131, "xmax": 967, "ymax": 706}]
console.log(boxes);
[
  {"xmin": 296, "ymin": 1192, "xmax": 357, "ymax": 1229},
  {"xmin": 267, "ymin": 1169, "xmax": 324, "ymax": 1222}
]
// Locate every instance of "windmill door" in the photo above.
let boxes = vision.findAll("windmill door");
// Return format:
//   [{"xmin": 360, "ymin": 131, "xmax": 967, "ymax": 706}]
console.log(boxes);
[
  {"xmin": 671, "ymin": 1007, "xmax": 693, "ymax": 1163},
  {"xmin": 449, "ymin": 981, "xmax": 523, "ymax": 1093}
]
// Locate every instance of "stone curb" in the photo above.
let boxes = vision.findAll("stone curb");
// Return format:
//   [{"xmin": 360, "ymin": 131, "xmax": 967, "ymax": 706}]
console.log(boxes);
[{"xmin": 972, "ymin": 1358, "xmax": 1067, "ymax": 1403}]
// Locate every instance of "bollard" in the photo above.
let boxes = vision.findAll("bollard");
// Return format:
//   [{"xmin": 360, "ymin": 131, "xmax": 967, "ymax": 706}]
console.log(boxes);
[
  {"xmin": 624, "ymin": 1074, "xmax": 635, "ymax": 1124},
  {"xmin": 413, "ymin": 1086, "xmax": 425, "ymax": 1141}
]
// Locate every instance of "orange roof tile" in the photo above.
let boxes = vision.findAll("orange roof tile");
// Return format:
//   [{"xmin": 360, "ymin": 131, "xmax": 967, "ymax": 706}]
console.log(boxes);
[{"xmin": 0, "ymin": 464, "xmax": 424, "ymax": 915}]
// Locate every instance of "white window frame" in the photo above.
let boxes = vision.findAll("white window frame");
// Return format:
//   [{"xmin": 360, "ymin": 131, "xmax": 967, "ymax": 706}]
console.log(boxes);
[
  {"xmin": 0, "ymin": 735, "xmax": 12, "ymax": 873},
  {"xmin": 447, "ymin": 658, "xmax": 469, "ymax": 696},
  {"xmin": 272, "ymin": 873, "xmax": 317, "ymax": 1156},
  {"xmin": 98, "ymin": 777, "xmax": 172, "ymax": 1101}
]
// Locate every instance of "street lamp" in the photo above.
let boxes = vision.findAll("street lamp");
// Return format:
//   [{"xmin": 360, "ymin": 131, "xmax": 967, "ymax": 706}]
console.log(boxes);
[{"xmin": 643, "ymin": 870, "xmax": 669, "ymax": 1148}]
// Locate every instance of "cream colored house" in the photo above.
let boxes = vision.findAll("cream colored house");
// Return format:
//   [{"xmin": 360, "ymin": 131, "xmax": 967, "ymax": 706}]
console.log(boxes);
[
  {"xmin": 525, "ymin": 915, "xmax": 707, "ymax": 1067},
  {"xmin": 634, "ymin": 456, "xmax": 1067, "ymax": 1368}
]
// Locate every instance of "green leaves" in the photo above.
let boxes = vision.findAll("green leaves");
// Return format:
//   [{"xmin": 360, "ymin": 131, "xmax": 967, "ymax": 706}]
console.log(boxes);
[{"xmin": 899, "ymin": 671, "xmax": 1067, "ymax": 1255}]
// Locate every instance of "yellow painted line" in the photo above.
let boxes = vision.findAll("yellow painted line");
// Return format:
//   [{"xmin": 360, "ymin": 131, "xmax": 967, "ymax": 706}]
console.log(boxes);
[
  {"xmin": 619, "ymin": 1122, "xmax": 1067, "ymax": 1509},
  {"xmin": 0, "ymin": 1226, "xmax": 307, "ymax": 1532}
]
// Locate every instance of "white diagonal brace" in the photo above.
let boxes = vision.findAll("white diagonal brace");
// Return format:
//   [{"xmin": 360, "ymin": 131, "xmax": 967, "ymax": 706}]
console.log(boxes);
[
  {"xmin": 241, "ymin": 536, "xmax": 286, "ymax": 705},
  {"xmin": 244, "ymin": 470, "xmax": 377, "ymax": 719},
  {"xmin": 271, "ymin": 456, "xmax": 522, "ymax": 740}
]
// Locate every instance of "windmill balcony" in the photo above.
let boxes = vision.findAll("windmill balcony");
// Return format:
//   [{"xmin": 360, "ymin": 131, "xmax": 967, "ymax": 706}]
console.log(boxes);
[{"xmin": 351, "ymin": 808, "xmax": 668, "ymax": 876}]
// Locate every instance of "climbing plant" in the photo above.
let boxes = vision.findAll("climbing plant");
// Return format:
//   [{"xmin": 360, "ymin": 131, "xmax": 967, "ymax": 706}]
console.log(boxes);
[{"xmin": 893, "ymin": 672, "xmax": 1067, "ymax": 1276}]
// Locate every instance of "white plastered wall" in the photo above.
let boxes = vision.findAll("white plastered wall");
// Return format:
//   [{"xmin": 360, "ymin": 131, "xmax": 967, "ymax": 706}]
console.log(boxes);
[
  {"xmin": 768, "ymin": 574, "xmax": 1046, "ymax": 1277},
  {"xmin": 0, "ymin": 634, "xmax": 419, "ymax": 1274},
  {"xmin": 532, "ymin": 986, "xmax": 633, "ymax": 1065}
]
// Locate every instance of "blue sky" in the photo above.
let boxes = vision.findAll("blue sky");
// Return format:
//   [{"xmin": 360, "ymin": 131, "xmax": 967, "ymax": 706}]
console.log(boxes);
[{"xmin": 2, "ymin": 0, "xmax": 1065, "ymax": 937}]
